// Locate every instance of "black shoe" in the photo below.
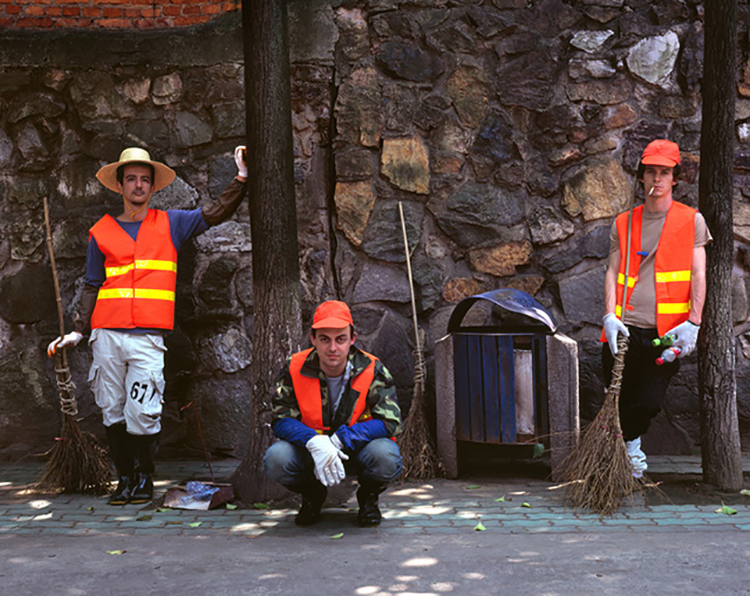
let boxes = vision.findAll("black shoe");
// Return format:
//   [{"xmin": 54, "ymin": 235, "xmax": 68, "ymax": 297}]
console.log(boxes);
[
  {"xmin": 357, "ymin": 496, "xmax": 382, "ymax": 527},
  {"xmin": 108, "ymin": 476, "xmax": 132, "ymax": 506},
  {"xmin": 129, "ymin": 472, "xmax": 154, "ymax": 504},
  {"xmin": 357, "ymin": 481, "xmax": 386, "ymax": 527},
  {"xmin": 294, "ymin": 482, "xmax": 327, "ymax": 527}
]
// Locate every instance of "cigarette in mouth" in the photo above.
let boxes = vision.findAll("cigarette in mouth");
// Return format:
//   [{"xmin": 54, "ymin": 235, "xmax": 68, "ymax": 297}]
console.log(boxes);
[{"xmin": 648, "ymin": 187, "xmax": 654, "ymax": 196}]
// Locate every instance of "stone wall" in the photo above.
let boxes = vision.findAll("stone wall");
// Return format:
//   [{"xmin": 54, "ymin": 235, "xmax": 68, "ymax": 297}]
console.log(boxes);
[{"xmin": 1, "ymin": 1, "xmax": 749, "ymax": 460}]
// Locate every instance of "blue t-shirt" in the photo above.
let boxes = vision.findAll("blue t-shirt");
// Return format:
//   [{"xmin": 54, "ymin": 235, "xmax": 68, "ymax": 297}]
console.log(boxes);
[{"xmin": 85, "ymin": 208, "xmax": 208, "ymax": 333}]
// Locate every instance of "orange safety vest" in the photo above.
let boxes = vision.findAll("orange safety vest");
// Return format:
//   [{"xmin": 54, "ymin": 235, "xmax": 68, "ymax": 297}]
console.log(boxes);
[
  {"xmin": 289, "ymin": 347, "xmax": 377, "ymax": 433},
  {"xmin": 609, "ymin": 201, "xmax": 696, "ymax": 337},
  {"xmin": 90, "ymin": 210, "xmax": 178, "ymax": 330}
]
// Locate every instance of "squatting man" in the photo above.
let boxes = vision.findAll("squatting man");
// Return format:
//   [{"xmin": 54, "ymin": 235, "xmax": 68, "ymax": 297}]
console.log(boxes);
[
  {"xmin": 264, "ymin": 300, "xmax": 403, "ymax": 527},
  {"xmin": 48, "ymin": 145, "xmax": 249, "ymax": 505},
  {"xmin": 602, "ymin": 139, "xmax": 710, "ymax": 478}
]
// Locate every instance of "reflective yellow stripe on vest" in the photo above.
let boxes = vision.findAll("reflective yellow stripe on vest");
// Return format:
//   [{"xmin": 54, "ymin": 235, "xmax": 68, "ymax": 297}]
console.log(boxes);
[
  {"xmin": 657, "ymin": 302, "xmax": 690, "ymax": 314},
  {"xmin": 655, "ymin": 270, "xmax": 691, "ymax": 283},
  {"xmin": 136, "ymin": 259, "xmax": 177, "ymax": 272},
  {"xmin": 106, "ymin": 263, "xmax": 135, "ymax": 278},
  {"xmin": 98, "ymin": 288, "xmax": 175, "ymax": 301},
  {"xmin": 616, "ymin": 273, "xmax": 637, "ymax": 288},
  {"xmin": 105, "ymin": 259, "xmax": 177, "ymax": 278}
]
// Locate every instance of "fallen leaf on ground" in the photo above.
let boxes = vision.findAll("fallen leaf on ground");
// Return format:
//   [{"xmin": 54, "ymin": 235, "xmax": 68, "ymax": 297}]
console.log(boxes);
[
  {"xmin": 474, "ymin": 522, "xmax": 486, "ymax": 531},
  {"xmin": 740, "ymin": 489, "xmax": 750, "ymax": 497},
  {"xmin": 495, "ymin": 497, "xmax": 506, "ymax": 502},
  {"xmin": 465, "ymin": 485, "xmax": 481, "ymax": 490},
  {"xmin": 521, "ymin": 502, "xmax": 532, "ymax": 508},
  {"xmin": 86, "ymin": 507, "xmax": 94, "ymax": 512},
  {"xmin": 226, "ymin": 503, "xmax": 238, "ymax": 510},
  {"xmin": 106, "ymin": 550, "xmax": 126, "ymax": 555},
  {"xmin": 188, "ymin": 521, "xmax": 202, "ymax": 528},
  {"xmin": 330, "ymin": 533, "xmax": 344, "ymax": 539},
  {"xmin": 136, "ymin": 515, "xmax": 152, "ymax": 522},
  {"xmin": 715, "ymin": 503, "xmax": 737, "ymax": 516},
  {"xmin": 253, "ymin": 503, "xmax": 271, "ymax": 509}
]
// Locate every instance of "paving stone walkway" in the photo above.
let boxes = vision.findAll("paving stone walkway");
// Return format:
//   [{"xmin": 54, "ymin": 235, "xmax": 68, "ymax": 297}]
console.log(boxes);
[{"xmin": 2, "ymin": 456, "xmax": 748, "ymax": 538}]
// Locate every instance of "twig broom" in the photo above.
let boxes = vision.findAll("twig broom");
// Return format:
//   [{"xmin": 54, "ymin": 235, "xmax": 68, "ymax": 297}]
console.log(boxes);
[
  {"xmin": 556, "ymin": 168, "xmax": 651, "ymax": 515},
  {"xmin": 396, "ymin": 202, "xmax": 443, "ymax": 480},
  {"xmin": 37, "ymin": 197, "xmax": 111, "ymax": 494},
  {"xmin": 558, "ymin": 336, "xmax": 642, "ymax": 515}
]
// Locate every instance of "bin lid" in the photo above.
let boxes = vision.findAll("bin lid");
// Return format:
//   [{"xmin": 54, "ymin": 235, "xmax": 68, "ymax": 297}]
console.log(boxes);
[{"xmin": 447, "ymin": 288, "xmax": 557, "ymax": 334}]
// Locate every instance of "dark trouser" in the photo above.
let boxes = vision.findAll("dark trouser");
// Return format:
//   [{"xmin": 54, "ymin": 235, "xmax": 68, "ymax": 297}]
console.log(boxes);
[
  {"xmin": 263, "ymin": 438, "xmax": 402, "ymax": 491},
  {"xmin": 602, "ymin": 326, "xmax": 680, "ymax": 442}
]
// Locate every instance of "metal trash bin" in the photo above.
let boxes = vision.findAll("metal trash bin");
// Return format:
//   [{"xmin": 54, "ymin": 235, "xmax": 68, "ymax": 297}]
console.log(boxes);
[{"xmin": 435, "ymin": 289, "xmax": 579, "ymax": 479}]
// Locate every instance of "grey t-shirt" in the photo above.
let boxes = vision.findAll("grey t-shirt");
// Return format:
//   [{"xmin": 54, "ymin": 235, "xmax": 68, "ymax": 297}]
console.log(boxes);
[{"xmin": 325, "ymin": 361, "xmax": 353, "ymax": 414}]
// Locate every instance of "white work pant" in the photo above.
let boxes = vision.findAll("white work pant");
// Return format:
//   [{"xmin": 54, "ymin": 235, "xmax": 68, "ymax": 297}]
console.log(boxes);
[{"xmin": 88, "ymin": 328, "xmax": 166, "ymax": 435}]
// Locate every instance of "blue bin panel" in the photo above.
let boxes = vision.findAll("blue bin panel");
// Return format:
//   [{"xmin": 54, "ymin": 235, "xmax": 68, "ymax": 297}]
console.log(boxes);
[
  {"xmin": 453, "ymin": 334, "xmax": 518, "ymax": 444},
  {"xmin": 467, "ymin": 336, "xmax": 484, "ymax": 441}
]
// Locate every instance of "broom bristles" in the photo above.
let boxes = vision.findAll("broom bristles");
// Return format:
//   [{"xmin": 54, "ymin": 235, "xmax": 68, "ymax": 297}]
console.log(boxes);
[
  {"xmin": 557, "ymin": 336, "xmax": 647, "ymax": 515},
  {"xmin": 398, "ymin": 347, "xmax": 444, "ymax": 480},
  {"xmin": 37, "ymin": 414, "xmax": 112, "ymax": 495}
]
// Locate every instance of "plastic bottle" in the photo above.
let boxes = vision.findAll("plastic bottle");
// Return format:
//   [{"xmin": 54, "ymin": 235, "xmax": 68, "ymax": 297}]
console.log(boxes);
[
  {"xmin": 185, "ymin": 480, "xmax": 220, "ymax": 501},
  {"xmin": 652, "ymin": 333, "xmax": 677, "ymax": 348},
  {"xmin": 656, "ymin": 347, "xmax": 681, "ymax": 365}
]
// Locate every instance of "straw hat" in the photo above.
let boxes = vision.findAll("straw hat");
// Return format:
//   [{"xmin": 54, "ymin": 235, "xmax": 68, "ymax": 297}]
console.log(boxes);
[{"xmin": 96, "ymin": 147, "xmax": 176, "ymax": 193}]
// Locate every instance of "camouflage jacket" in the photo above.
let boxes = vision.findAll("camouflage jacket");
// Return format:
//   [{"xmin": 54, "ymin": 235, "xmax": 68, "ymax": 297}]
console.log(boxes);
[{"xmin": 271, "ymin": 345, "xmax": 402, "ymax": 438}]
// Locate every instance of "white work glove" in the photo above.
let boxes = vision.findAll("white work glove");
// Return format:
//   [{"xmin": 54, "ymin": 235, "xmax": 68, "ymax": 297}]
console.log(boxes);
[
  {"xmin": 47, "ymin": 331, "xmax": 83, "ymax": 358},
  {"xmin": 306, "ymin": 434, "xmax": 349, "ymax": 487},
  {"xmin": 665, "ymin": 320, "xmax": 700, "ymax": 358},
  {"xmin": 234, "ymin": 145, "xmax": 248, "ymax": 178},
  {"xmin": 603, "ymin": 313, "xmax": 630, "ymax": 356}
]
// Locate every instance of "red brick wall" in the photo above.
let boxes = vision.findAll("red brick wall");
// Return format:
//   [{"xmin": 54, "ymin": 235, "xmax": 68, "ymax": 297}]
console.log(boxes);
[{"xmin": 0, "ymin": 0, "xmax": 240, "ymax": 29}]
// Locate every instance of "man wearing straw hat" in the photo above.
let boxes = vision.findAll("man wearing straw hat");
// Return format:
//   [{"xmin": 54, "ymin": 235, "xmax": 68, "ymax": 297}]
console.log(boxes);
[
  {"xmin": 602, "ymin": 139, "xmax": 711, "ymax": 478},
  {"xmin": 264, "ymin": 300, "xmax": 403, "ymax": 527},
  {"xmin": 47, "ymin": 146, "xmax": 249, "ymax": 505}
]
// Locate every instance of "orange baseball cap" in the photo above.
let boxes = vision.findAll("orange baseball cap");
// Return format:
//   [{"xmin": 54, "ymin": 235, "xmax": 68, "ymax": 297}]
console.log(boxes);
[
  {"xmin": 641, "ymin": 139, "xmax": 681, "ymax": 167},
  {"xmin": 312, "ymin": 300, "xmax": 353, "ymax": 329}
]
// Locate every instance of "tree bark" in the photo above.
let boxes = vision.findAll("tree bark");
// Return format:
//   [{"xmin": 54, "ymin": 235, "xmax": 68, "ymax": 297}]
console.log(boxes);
[
  {"xmin": 232, "ymin": 0, "xmax": 303, "ymax": 502},
  {"xmin": 698, "ymin": 0, "xmax": 743, "ymax": 490}
]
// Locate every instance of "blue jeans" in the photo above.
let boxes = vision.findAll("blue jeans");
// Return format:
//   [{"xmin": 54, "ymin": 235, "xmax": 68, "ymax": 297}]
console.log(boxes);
[{"xmin": 264, "ymin": 438, "xmax": 403, "ymax": 491}]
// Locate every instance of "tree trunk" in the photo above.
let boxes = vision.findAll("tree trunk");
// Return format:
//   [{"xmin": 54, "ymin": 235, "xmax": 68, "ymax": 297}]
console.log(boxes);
[
  {"xmin": 232, "ymin": 0, "xmax": 303, "ymax": 502},
  {"xmin": 698, "ymin": 0, "xmax": 743, "ymax": 490}
]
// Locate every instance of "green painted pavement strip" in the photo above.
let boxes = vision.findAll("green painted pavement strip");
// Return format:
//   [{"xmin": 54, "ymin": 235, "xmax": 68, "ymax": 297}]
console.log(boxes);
[{"xmin": 598, "ymin": 518, "xmax": 658, "ymax": 526}]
